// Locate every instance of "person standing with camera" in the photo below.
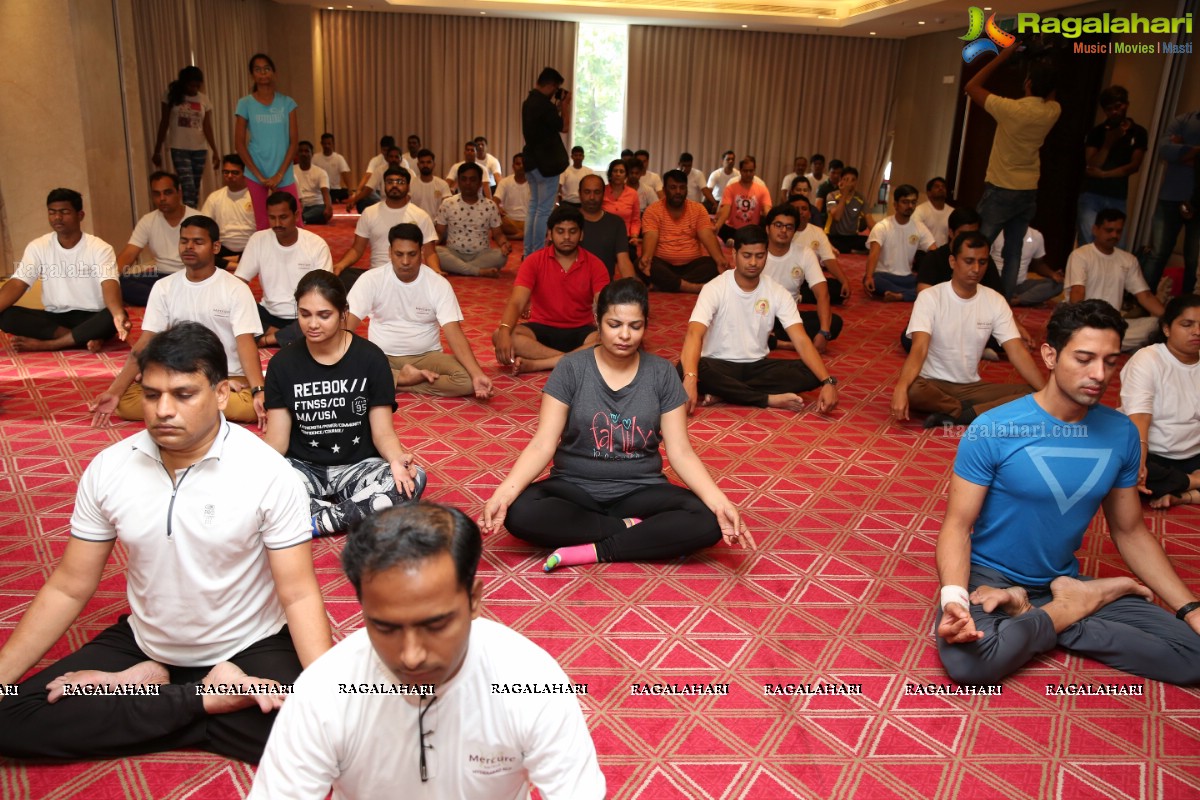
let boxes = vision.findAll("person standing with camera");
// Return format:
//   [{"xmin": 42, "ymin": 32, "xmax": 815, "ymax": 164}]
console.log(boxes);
[
  {"xmin": 522, "ymin": 67, "xmax": 573, "ymax": 259},
  {"xmin": 1077, "ymin": 86, "xmax": 1147, "ymax": 247}
]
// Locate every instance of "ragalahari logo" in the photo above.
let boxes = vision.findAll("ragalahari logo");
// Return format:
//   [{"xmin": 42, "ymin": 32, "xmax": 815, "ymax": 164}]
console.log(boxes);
[{"xmin": 961, "ymin": 7, "xmax": 1016, "ymax": 62}]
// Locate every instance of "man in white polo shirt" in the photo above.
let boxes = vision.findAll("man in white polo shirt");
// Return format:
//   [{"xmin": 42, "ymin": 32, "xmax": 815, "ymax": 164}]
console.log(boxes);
[
  {"xmin": 118, "ymin": 171, "xmax": 199, "ymax": 306},
  {"xmin": 0, "ymin": 323, "xmax": 333, "ymax": 764},
  {"xmin": 891, "ymin": 231, "xmax": 1045, "ymax": 428},
  {"xmin": 333, "ymin": 166, "xmax": 440, "ymax": 292},
  {"xmin": 91, "ymin": 215, "xmax": 267, "ymax": 427},
  {"xmin": 248, "ymin": 502, "xmax": 604, "ymax": 800},
  {"xmin": 201, "ymin": 155, "xmax": 257, "ymax": 268},
  {"xmin": 0, "ymin": 188, "xmax": 129, "ymax": 352},
  {"xmin": 347, "ymin": 223, "xmax": 493, "ymax": 399},
  {"xmin": 235, "ymin": 192, "xmax": 333, "ymax": 347}
]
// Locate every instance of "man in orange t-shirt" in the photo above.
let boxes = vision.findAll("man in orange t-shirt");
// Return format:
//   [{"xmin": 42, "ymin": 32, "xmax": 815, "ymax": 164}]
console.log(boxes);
[
  {"xmin": 640, "ymin": 171, "xmax": 729, "ymax": 293},
  {"xmin": 713, "ymin": 156, "xmax": 772, "ymax": 244}
]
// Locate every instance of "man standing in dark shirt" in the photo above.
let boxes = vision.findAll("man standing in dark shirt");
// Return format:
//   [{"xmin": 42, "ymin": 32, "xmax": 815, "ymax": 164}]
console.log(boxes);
[
  {"xmin": 522, "ymin": 67, "xmax": 572, "ymax": 260},
  {"xmin": 1078, "ymin": 85, "xmax": 1147, "ymax": 247}
]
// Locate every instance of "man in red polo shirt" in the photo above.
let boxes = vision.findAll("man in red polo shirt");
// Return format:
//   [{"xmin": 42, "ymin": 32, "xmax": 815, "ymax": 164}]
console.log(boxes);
[{"xmin": 493, "ymin": 206, "xmax": 610, "ymax": 373}]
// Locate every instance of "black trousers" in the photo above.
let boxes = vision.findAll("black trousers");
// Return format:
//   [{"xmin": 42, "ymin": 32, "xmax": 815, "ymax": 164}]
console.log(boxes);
[
  {"xmin": 256, "ymin": 305, "xmax": 303, "ymax": 348},
  {"xmin": 1146, "ymin": 452, "xmax": 1200, "ymax": 499},
  {"xmin": 647, "ymin": 256, "xmax": 719, "ymax": 292},
  {"xmin": 0, "ymin": 306, "xmax": 116, "ymax": 346},
  {"xmin": 799, "ymin": 277, "xmax": 845, "ymax": 306},
  {"xmin": 771, "ymin": 311, "xmax": 844, "ymax": 345},
  {"xmin": 0, "ymin": 616, "xmax": 301, "ymax": 764},
  {"xmin": 828, "ymin": 233, "xmax": 867, "ymax": 253},
  {"xmin": 505, "ymin": 478, "xmax": 721, "ymax": 562},
  {"xmin": 339, "ymin": 267, "xmax": 366, "ymax": 293},
  {"xmin": 691, "ymin": 356, "xmax": 821, "ymax": 408},
  {"xmin": 119, "ymin": 273, "xmax": 166, "ymax": 307}
]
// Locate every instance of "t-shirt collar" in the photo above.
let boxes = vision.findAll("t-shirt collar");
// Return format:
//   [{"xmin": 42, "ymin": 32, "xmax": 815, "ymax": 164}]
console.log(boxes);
[{"xmin": 130, "ymin": 415, "xmax": 233, "ymax": 468}]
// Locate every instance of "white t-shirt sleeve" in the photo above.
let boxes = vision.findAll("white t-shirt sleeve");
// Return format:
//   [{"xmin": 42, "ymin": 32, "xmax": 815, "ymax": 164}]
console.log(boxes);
[
  {"xmin": 13, "ymin": 240, "xmax": 45, "ymax": 285},
  {"xmin": 142, "ymin": 280, "xmax": 171, "ymax": 333},
  {"xmin": 1119, "ymin": 349, "xmax": 1157, "ymax": 416},
  {"xmin": 200, "ymin": 194, "xmax": 217, "ymax": 218},
  {"xmin": 906, "ymin": 289, "xmax": 937, "ymax": 336},
  {"xmin": 519, "ymin": 694, "xmax": 606, "ymax": 800},
  {"xmin": 229, "ymin": 276, "xmax": 265, "ymax": 338},
  {"xmin": 990, "ymin": 298, "xmax": 1021, "ymax": 345},
  {"xmin": 95, "ymin": 239, "xmax": 119, "ymax": 282},
  {"xmin": 917, "ymin": 222, "xmax": 936, "ymax": 251},
  {"xmin": 415, "ymin": 212, "xmax": 437, "ymax": 247},
  {"xmin": 798, "ymin": 245, "xmax": 825, "ymax": 287},
  {"xmin": 866, "ymin": 220, "xmax": 886, "ymax": 249},
  {"xmin": 354, "ymin": 211, "xmax": 372, "ymax": 240},
  {"xmin": 70, "ymin": 458, "xmax": 117, "ymax": 542},
  {"xmin": 314, "ymin": 239, "xmax": 334, "ymax": 272},
  {"xmin": 772, "ymin": 280, "xmax": 803, "ymax": 329},
  {"xmin": 688, "ymin": 281, "xmax": 719, "ymax": 326},
  {"xmin": 432, "ymin": 277, "xmax": 465, "ymax": 326},
  {"xmin": 233, "ymin": 237, "xmax": 262, "ymax": 281},
  {"xmin": 1064, "ymin": 250, "xmax": 1085, "ymax": 288},
  {"xmin": 129, "ymin": 213, "xmax": 155, "ymax": 248},
  {"xmin": 259, "ymin": 462, "xmax": 314, "ymax": 549},
  {"xmin": 347, "ymin": 271, "xmax": 375, "ymax": 320},
  {"xmin": 246, "ymin": 681, "xmax": 339, "ymax": 799},
  {"xmin": 1030, "ymin": 230, "xmax": 1047, "ymax": 260},
  {"xmin": 1124, "ymin": 260, "xmax": 1151, "ymax": 295}
]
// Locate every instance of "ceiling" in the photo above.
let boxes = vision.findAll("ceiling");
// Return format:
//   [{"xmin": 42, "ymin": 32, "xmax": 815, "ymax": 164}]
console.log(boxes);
[{"xmin": 277, "ymin": 0, "xmax": 1084, "ymax": 38}]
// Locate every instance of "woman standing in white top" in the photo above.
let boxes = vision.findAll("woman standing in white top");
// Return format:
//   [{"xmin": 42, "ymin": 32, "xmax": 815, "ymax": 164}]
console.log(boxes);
[
  {"xmin": 1121, "ymin": 294, "xmax": 1200, "ymax": 508},
  {"xmin": 152, "ymin": 66, "xmax": 219, "ymax": 209}
]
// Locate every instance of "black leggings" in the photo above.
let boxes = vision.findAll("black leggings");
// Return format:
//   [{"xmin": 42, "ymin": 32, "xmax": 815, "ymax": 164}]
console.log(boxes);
[
  {"xmin": 505, "ymin": 478, "xmax": 721, "ymax": 563},
  {"xmin": 0, "ymin": 616, "xmax": 301, "ymax": 764},
  {"xmin": 0, "ymin": 306, "xmax": 116, "ymax": 345},
  {"xmin": 1146, "ymin": 451, "xmax": 1200, "ymax": 499}
]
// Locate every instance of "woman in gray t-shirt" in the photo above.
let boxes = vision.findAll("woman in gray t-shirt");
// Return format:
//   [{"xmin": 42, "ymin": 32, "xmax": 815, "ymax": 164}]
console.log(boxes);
[{"xmin": 482, "ymin": 279, "xmax": 749, "ymax": 571}]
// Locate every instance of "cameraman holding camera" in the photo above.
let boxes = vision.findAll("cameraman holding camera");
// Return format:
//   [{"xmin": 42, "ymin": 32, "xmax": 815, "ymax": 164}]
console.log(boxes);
[
  {"xmin": 964, "ymin": 43, "xmax": 1060, "ymax": 302},
  {"xmin": 522, "ymin": 67, "xmax": 573, "ymax": 259}
]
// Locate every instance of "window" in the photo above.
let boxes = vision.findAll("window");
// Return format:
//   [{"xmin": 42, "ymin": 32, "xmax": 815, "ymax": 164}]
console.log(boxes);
[{"xmin": 572, "ymin": 23, "xmax": 629, "ymax": 171}]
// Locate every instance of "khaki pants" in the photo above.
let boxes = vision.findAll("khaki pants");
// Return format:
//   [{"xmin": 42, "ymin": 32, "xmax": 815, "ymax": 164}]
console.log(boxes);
[
  {"xmin": 907, "ymin": 378, "xmax": 1032, "ymax": 420},
  {"xmin": 387, "ymin": 352, "xmax": 473, "ymax": 397},
  {"xmin": 116, "ymin": 381, "xmax": 257, "ymax": 424}
]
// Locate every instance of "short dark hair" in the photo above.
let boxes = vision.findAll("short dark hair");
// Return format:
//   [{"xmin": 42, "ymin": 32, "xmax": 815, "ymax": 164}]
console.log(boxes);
[
  {"xmin": 464, "ymin": 140, "xmax": 477, "ymax": 151},
  {"xmin": 828, "ymin": 159, "xmax": 845, "ymax": 171},
  {"xmin": 948, "ymin": 207, "xmax": 981, "ymax": 231},
  {"xmin": 298, "ymin": 140, "xmax": 314, "ymax": 151},
  {"xmin": 787, "ymin": 193, "xmax": 811, "ymax": 211},
  {"xmin": 474, "ymin": 135, "xmax": 488, "ymax": 145},
  {"xmin": 733, "ymin": 224, "xmax": 769, "ymax": 250},
  {"xmin": 46, "ymin": 188, "xmax": 83, "ymax": 212},
  {"xmin": 679, "ymin": 152, "xmax": 693, "ymax": 163},
  {"xmin": 662, "ymin": 169, "xmax": 688, "ymax": 186},
  {"xmin": 222, "ymin": 154, "xmax": 245, "ymax": 169},
  {"xmin": 295, "ymin": 269, "xmax": 348, "ymax": 313},
  {"xmin": 456, "ymin": 161, "xmax": 483, "ymax": 181},
  {"xmin": 536, "ymin": 67, "xmax": 564, "ymax": 86},
  {"xmin": 1154, "ymin": 293, "xmax": 1200, "ymax": 343},
  {"xmin": 321, "ymin": 132, "xmax": 334, "ymax": 141},
  {"xmin": 387, "ymin": 222, "xmax": 424, "ymax": 248},
  {"xmin": 416, "ymin": 148, "xmax": 434, "ymax": 160},
  {"xmin": 1098, "ymin": 85, "xmax": 1129, "ymax": 108},
  {"xmin": 596, "ymin": 277, "xmax": 649, "ymax": 322},
  {"xmin": 385, "ymin": 146, "xmax": 402, "ymax": 157},
  {"xmin": 547, "ymin": 205, "xmax": 584, "ymax": 231},
  {"xmin": 138, "ymin": 322, "xmax": 228, "ymax": 385},
  {"xmin": 739, "ymin": 155, "xmax": 756, "ymax": 170},
  {"xmin": 342, "ymin": 503, "xmax": 482, "ymax": 597},
  {"xmin": 266, "ymin": 191, "xmax": 297, "ymax": 212},
  {"xmin": 1094, "ymin": 207, "xmax": 1127, "ymax": 226},
  {"xmin": 810, "ymin": 153, "xmax": 826, "ymax": 163},
  {"xmin": 893, "ymin": 183, "xmax": 919, "ymax": 202},
  {"xmin": 950, "ymin": 230, "xmax": 989, "ymax": 256},
  {"xmin": 149, "ymin": 170, "xmax": 180, "ymax": 190},
  {"xmin": 1046, "ymin": 298, "xmax": 1127, "ymax": 351},
  {"xmin": 380, "ymin": 135, "xmax": 396, "ymax": 148},
  {"xmin": 789, "ymin": 176, "xmax": 811, "ymax": 193},
  {"xmin": 407, "ymin": 134, "xmax": 421, "ymax": 144},
  {"xmin": 926, "ymin": 176, "xmax": 947, "ymax": 191},
  {"xmin": 721, "ymin": 150, "xmax": 734, "ymax": 159},
  {"xmin": 1027, "ymin": 58, "xmax": 1056, "ymax": 99},
  {"xmin": 571, "ymin": 146, "xmax": 585, "ymax": 155},
  {"xmin": 634, "ymin": 149, "xmax": 650, "ymax": 159},
  {"xmin": 842, "ymin": 166, "xmax": 859, "ymax": 179},
  {"xmin": 180, "ymin": 214, "xmax": 219, "ymax": 243},
  {"xmin": 384, "ymin": 166, "xmax": 412, "ymax": 184},
  {"xmin": 764, "ymin": 204, "xmax": 800, "ymax": 228}
]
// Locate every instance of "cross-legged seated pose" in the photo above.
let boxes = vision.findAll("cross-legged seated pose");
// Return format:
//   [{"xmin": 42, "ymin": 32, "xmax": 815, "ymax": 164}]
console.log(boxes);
[
  {"xmin": 0, "ymin": 188, "xmax": 129, "ymax": 352},
  {"xmin": 936, "ymin": 300, "xmax": 1200, "ymax": 687},
  {"xmin": 0, "ymin": 323, "xmax": 333, "ymax": 763},
  {"xmin": 493, "ymin": 206, "xmax": 610, "ymax": 374},
  {"xmin": 1120, "ymin": 294, "xmax": 1200, "ymax": 508},
  {"xmin": 264, "ymin": 270, "xmax": 426, "ymax": 536},
  {"xmin": 863, "ymin": 183, "xmax": 935, "ymax": 302},
  {"xmin": 680, "ymin": 225, "xmax": 839, "ymax": 414},
  {"xmin": 249, "ymin": 503, "xmax": 606, "ymax": 799},
  {"xmin": 483, "ymin": 279, "xmax": 749, "ymax": 572}
]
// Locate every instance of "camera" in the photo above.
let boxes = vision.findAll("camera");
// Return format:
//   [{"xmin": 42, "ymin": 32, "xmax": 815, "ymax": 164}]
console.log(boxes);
[{"xmin": 554, "ymin": 88, "xmax": 567, "ymax": 101}]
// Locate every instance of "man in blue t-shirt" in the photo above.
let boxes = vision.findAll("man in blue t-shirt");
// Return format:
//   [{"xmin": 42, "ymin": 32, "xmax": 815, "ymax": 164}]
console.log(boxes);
[{"xmin": 936, "ymin": 299, "xmax": 1200, "ymax": 686}]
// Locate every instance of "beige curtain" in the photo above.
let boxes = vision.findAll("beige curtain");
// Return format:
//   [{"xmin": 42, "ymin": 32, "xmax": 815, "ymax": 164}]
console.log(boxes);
[
  {"xmin": 626, "ymin": 26, "xmax": 903, "ymax": 202},
  {"xmin": 319, "ymin": 10, "xmax": 576, "ymax": 179},
  {"xmin": 131, "ymin": 0, "xmax": 272, "ymax": 201}
]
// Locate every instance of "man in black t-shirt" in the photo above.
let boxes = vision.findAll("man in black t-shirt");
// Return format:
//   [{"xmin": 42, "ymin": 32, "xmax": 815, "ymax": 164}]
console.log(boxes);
[
  {"xmin": 579, "ymin": 174, "xmax": 634, "ymax": 279},
  {"xmin": 521, "ymin": 67, "xmax": 572, "ymax": 260},
  {"xmin": 1078, "ymin": 85, "xmax": 1148, "ymax": 247}
]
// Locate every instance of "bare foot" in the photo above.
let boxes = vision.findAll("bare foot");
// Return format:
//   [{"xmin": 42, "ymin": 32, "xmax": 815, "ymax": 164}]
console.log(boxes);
[
  {"xmin": 393, "ymin": 364, "xmax": 439, "ymax": 387},
  {"xmin": 46, "ymin": 660, "xmax": 170, "ymax": 703},
  {"xmin": 200, "ymin": 661, "xmax": 286, "ymax": 714},
  {"xmin": 883, "ymin": 291, "xmax": 905, "ymax": 302},
  {"xmin": 515, "ymin": 356, "xmax": 559, "ymax": 374},
  {"xmin": 1043, "ymin": 575, "xmax": 1153, "ymax": 633},
  {"xmin": 480, "ymin": 268, "xmax": 500, "ymax": 278},
  {"xmin": 11, "ymin": 336, "xmax": 56, "ymax": 352},
  {"xmin": 699, "ymin": 393, "xmax": 723, "ymax": 407},
  {"xmin": 971, "ymin": 585, "xmax": 1032, "ymax": 616},
  {"xmin": 1150, "ymin": 489, "xmax": 1200, "ymax": 509},
  {"xmin": 86, "ymin": 339, "xmax": 105, "ymax": 353},
  {"xmin": 766, "ymin": 393, "xmax": 806, "ymax": 412}
]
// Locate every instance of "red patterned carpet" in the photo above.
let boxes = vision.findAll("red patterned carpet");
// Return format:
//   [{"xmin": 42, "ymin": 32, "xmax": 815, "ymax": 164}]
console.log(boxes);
[{"xmin": 2, "ymin": 214, "xmax": 1199, "ymax": 799}]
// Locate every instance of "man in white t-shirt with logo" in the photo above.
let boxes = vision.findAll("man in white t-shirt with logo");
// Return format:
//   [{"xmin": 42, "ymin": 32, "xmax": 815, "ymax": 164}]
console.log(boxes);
[
  {"xmin": 0, "ymin": 322, "xmax": 332, "ymax": 765},
  {"xmin": 409, "ymin": 149, "xmax": 452, "ymax": 220},
  {"xmin": 91, "ymin": 215, "xmax": 267, "ymax": 428},
  {"xmin": 446, "ymin": 141, "xmax": 494, "ymax": 199},
  {"xmin": 892, "ymin": 231, "xmax": 1045, "ymax": 428},
  {"xmin": 333, "ymin": 167, "xmax": 440, "ymax": 292},
  {"xmin": 1066, "ymin": 208, "xmax": 1165, "ymax": 351},
  {"xmin": 0, "ymin": 188, "xmax": 129, "ymax": 352},
  {"xmin": 313, "ymin": 132, "xmax": 352, "ymax": 204},
  {"xmin": 911, "ymin": 177, "xmax": 955, "ymax": 248},
  {"xmin": 293, "ymin": 141, "xmax": 333, "ymax": 226},
  {"xmin": 990, "ymin": 226, "xmax": 1064, "ymax": 306},
  {"xmin": 864, "ymin": 183, "xmax": 936, "ymax": 302},
  {"xmin": 680, "ymin": 225, "xmax": 839, "ymax": 415},
  {"xmin": 788, "ymin": 193, "xmax": 851, "ymax": 303},
  {"xmin": 557, "ymin": 146, "xmax": 593, "ymax": 207},
  {"xmin": 201, "ymin": 156, "xmax": 257, "ymax": 268},
  {"xmin": 473, "ymin": 136, "xmax": 504, "ymax": 190},
  {"xmin": 762, "ymin": 205, "xmax": 841, "ymax": 355},
  {"xmin": 494, "ymin": 154, "xmax": 531, "ymax": 241},
  {"xmin": 248, "ymin": 502, "xmax": 604, "ymax": 800},
  {"xmin": 235, "ymin": 192, "xmax": 333, "ymax": 348},
  {"xmin": 347, "ymin": 223, "xmax": 493, "ymax": 399},
  {"xmin": 118, "ymin": 171, "xmax": 199, "ymax": 306}
]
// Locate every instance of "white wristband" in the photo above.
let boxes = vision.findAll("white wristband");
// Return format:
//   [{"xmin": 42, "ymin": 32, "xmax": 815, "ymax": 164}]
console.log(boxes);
[{"xmin": 939, "ymin": 585, "xmax": 971, "ymax": 612}]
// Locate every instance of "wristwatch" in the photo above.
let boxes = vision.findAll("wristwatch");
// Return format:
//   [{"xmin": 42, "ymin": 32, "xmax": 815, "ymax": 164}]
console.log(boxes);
[
  {"xmin": 251, "ymin": 386, "xmax": 265, "ymax": 396},
  {"xmin": 821, "ymin": 376, "xmax": 838, "ymax": 386},
  {"xmin": 818, "ymin": 329, "xmax": 833, "ymax": 341},
  {"xmin": 1177, "ymin": 601, "xmax": 1200, "ymax": 621}
]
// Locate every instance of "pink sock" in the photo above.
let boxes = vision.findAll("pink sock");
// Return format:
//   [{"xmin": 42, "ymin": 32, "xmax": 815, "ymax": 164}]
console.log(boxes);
[{"xmin": 543, "ymin": 543, "xmax": 598, "ymax": 572}]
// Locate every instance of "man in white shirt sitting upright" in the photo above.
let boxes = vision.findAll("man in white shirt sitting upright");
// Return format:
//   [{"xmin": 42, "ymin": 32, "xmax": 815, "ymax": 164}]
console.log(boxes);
[
  {"xmin": 1065, "ymin": 207, "xmax": 1165, "ymax": 351},
  {"xmin": 201, "ymin": 155, "xmax": 257, "ymax": 268},
  {"xmin": 313, "ymin": 132, "xmax": 352, "ymax": 204},
  {"xmin": 863, "ymin": 183, "xmax": 935, "ymax": 302},
  {"xmin": 248, "ymin": 502, "xmax": 605, "ymax": 800},
  {"xmin": 494, "ymin": 154, "xmax": 531, "ymax": 241},
  {"xmin": 891, "ymin": 231, "xmax": 1045, "ymax": 428},
  {"xmin": 235, "ymin": 192, "xmax": 333, "ymax": 348},
  {"xmin": 293, "ymin": 141, "xmax": 333, "ymax": 226},
  {"xmin": 911, "ymin": 176, "xmax": 955, "ymax": 248},
  {"xmin": 409, "ymin": 149, "xmax": 452, "ymax": 220},
  {"xmin": 118, "ymin": 171, "xmax": 199, "ymax": 306},
  {"xmin": 557, "ymin": 146, "xmax": 593, "ymax": 207}
]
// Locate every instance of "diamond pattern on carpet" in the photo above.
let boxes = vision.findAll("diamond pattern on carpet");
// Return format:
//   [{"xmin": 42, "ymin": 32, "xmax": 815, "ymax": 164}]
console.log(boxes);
[{"xmin": 1, "ymin": 215, "xmax": 1198, "ymax": 798}]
